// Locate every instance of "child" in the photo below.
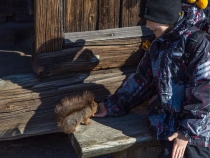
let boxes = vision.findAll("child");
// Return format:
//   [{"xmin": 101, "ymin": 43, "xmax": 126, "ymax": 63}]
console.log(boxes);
[{"xmin": 94, "ymin": 0, "xmax": 210, "ymax": 157}]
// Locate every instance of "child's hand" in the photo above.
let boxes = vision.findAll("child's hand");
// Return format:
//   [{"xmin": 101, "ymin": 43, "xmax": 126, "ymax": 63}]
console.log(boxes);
[
  {"xmin": 168, "ymin": 132, "xmax": 188, "ymax": 158},
  {"xmin": 92, "ymin": 103, "xmax": 108, "ymax": 117}
]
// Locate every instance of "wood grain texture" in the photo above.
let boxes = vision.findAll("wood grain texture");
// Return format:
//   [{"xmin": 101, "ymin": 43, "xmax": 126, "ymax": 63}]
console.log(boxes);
[
  {"xmin": 34, "ymin": 0, "xmax": 64, "ymax": 53},
  {"xmin": 64, "ymin": 0, "xmax": 98, "ymax": 32},
  {"xmin": 0, "ymin": 67, "xmax": 135, "ymax": 140},
  {"xmin": 34, "ymin": 43, "xmax": 143, "ymax": 78},
  {"xmin": 64, "ymin": 26, "xmax": 152, "ymax": 47},
  {"xmin": 121, "ymin": 0, "xmax": 142, "ymax": 27},
  {"xmin": 69, "ymin": 104, "xmax": 160, "ymax": 158},
  {"xmin": 98, "ymin": 0, "xmax": 120, "ymax": 30},
  {"xmin": 34, "ymin": 26, "xmax": 152, "ymax": 78}
]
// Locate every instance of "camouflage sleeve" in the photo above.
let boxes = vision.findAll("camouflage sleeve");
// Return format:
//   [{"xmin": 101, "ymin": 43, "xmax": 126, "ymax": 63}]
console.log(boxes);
[
  {"xmin": 179, "ymin": 32, "xmax": 210, "ymax": 141},
  {"xmin": 103, "ymin": 50, "xmax": 156, "ymax": 116}
]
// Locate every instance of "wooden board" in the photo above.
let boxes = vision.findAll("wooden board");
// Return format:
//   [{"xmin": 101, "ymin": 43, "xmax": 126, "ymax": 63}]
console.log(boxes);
[
  {"xmin": 34, "ymin": 43, "xmax": 143, "ymax": 78},
  {"xmin": 69, "ymin": 104, "xmax": 160, "ymax": 158},
  {"xmin": 64, "ymin": 26, "xmax": 152, "ymax": 47},
  {"xmin": 64, "ymin": 0, "xmax": 98, "ymax": 32},
  {"xmin": 33, "ymin": 26, "xmax": 152, "ymax": 78},
  {"xmin": 0, "ymin": 67, "xmax": 136, "ymax": 140},
  {"xmin": 34, "ymin": 0, "xmax": 64, "ymax": 53},
  {"xmin": 121, "ymin": 0, "xmax": 144, "ymax": 27},
  {"xmin": 98, "ymin": 0, "xmax": 121, "ymax": 30}
]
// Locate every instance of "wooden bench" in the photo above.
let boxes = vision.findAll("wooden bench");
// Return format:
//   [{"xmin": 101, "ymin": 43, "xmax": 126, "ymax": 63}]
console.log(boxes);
[{"xmin": 69, "ymin": 104, "xmax": 161, "ymax": 158}]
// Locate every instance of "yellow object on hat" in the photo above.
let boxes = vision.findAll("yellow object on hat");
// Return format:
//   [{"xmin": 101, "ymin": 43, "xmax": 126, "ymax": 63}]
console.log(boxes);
[
  {"xmin": 187, "ymin": 0, "xmax": 208, "ymax": 9},
  {"xmin": 187, "ymin": 0, "xmax": 196, "ymax": 2}
]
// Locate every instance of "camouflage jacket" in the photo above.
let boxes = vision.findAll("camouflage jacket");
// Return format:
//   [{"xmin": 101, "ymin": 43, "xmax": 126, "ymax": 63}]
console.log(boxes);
[{"xmin": 104, "ymin": 5, "xmax": 210, "ymax": 147}]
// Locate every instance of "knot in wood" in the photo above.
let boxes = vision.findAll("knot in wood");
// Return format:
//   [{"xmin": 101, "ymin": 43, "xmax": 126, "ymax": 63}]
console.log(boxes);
[{"xmin": 6, "ymin": 106, "xmax": 11, "ymax": 110}]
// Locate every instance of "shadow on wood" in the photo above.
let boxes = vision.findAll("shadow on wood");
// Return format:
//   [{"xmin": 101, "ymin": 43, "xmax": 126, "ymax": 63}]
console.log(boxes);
[
  {"xmin": 0, "ymin": 33, "xmax": 145, "ymax": 141},
  {"xmin": 69, "ymin": 102, "xmax": 161, "ymax": 158},
  {"xmin": 33, "ymin": 26, "xmax": 153, "ymax": 78}
]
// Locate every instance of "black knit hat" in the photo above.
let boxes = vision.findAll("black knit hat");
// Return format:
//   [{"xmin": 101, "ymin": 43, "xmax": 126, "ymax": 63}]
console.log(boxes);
[{"xmin": 143, "ymin": 0, "xmax": 182, "ymax": 25}]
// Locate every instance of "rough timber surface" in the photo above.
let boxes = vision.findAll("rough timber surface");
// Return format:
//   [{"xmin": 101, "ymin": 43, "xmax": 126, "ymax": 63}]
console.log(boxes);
[
  {"xmin": 0, "ymin": 67, "xmax": 135, "ymax": 141},
  {"xmin": 64, "ymin": 26, "xmax": 152, "ymax": 47},
  {"xmin": 34, "ymin": 26, "xmax": 153, "ymax": 78},
  {"xmin": 69, "ymin": 105, "xmax": 160, "ymax": 158}
]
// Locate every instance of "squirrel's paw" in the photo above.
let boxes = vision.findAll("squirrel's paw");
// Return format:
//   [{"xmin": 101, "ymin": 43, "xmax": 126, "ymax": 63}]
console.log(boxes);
[{"xmin": 83, "ymin": 122, "xmax": 91, "ymax": 125}]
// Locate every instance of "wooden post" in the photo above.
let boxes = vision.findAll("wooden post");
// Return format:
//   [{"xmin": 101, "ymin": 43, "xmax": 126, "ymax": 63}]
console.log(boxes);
[{"xmin": 34, "ymin": 0, "xmax": 64, "ymax": 54}]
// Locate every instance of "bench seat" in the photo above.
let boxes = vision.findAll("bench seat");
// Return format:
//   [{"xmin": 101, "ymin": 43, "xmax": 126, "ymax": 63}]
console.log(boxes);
[{"xmin": 69, "ymin": 104, "xmax": 161, "ymax": 158}]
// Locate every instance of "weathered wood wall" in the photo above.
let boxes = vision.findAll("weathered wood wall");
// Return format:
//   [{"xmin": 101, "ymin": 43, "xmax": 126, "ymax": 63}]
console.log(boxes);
[
  {"xmin": 64, "ymin": 0, "xmax": 143, "ymax": 32},
  {"xmin": 35, "ymin": 0, "xmax": 144, "ymax": 54},
  {"xmin": 33, "ymin": 0, "xmax": 149, "ymax": 79},
  {"xmin": 33, "ymin": 26, "xmax": 152, "ymax": 78},
  {"xmin": 34, "ymin": 0, "xmax": 64, "ymax": 54}
]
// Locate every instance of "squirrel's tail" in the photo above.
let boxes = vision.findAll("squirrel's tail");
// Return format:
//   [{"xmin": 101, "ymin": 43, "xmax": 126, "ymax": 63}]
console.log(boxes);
[
  {"xmin": 59, "ymin": 111, "xmax": 83, "ymax": 134},
  {"xmin": 55, "ymin": 91, "xmax": 94, "ymax": 127}
]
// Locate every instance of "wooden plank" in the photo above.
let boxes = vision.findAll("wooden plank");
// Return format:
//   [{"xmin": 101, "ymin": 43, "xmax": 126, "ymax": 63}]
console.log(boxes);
[
  {"xmin": 34, "ymin": 0, "xmax": 64, "ymax": 53},
  {"xmin": 64, "ymin": 0, "xmax": 98, "ymax": 32},
  {"xmin": 33, "ymin": 43, "xmax": 143, "ymax": 78},
  {"xmin": 64, "ymin": 26, "xmax": 152, "ymax": 47},
  {"xmin": 98, "ymin": 0, "xmax": 121, "ymax": 30},
  {"xmin": 69, "ymin": 104, "xmax": 160, "ymax": 158},
  {"xmin": 83, "ymin": 0, "xmax": 98, "ymax": 31},
  {"xmin": 0, "ymin": 67, "xmax": 136, "ymax": 140},
  {"xmin": 34, "ymin": 26, "xmax": 153, "ymax": 78},
  {"xmin": 121, "ymin": 0, "xmax": 145, "ymax": 27},
  {"xmin": 64, "ymin": 0, "xmax": 83, "ymax": 32}
]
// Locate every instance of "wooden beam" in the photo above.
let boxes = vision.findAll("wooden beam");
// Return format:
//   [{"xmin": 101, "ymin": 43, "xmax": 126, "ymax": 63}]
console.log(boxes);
[
  {"xmin": 64, "ymin": 26, "xmax": 152, "ymax": 47},
  {"xmin": 34, "ymin": 43, "xmax": 142, "ymax": 78},
  {"xmin": 34, "ymin": 0, "xmax": 64, "ymax": 53},
  {"xmin": 0, "ymin": 67, "xmax": 135, "ymax": 141}
]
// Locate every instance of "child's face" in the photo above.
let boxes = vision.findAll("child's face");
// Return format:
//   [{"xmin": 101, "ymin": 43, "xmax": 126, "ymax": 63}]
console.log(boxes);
[{"xmin": 146, "ymin": 20, "xmax": 172, "ymax": 38}]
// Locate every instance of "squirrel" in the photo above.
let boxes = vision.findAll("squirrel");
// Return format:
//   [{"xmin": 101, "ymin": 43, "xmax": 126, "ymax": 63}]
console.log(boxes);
[{"xmin": 55, "ymin": 91, "xmax": 98, "ymax": 134}]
